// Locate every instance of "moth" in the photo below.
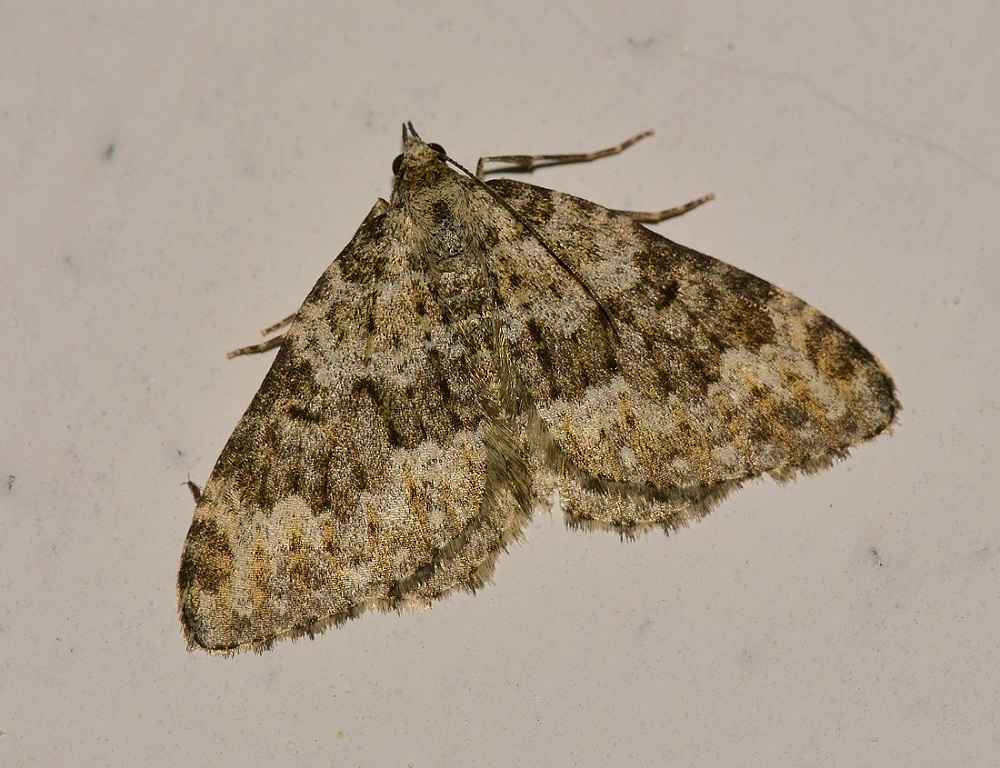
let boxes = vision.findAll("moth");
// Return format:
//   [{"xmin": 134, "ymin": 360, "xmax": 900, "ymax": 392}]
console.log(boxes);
[{"xmin": 178, "ymin": 124, "xmax": 898, "ymax": 654}]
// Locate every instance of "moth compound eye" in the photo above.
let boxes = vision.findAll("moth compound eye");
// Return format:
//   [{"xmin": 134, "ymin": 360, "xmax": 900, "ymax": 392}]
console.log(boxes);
[
  {"xmin": 391, "ymin": 154, "xmax": 403, "ymax": 175},
  {"xmin": 428, "ymin": 143, "xmax": 446, "ymax": 155}
]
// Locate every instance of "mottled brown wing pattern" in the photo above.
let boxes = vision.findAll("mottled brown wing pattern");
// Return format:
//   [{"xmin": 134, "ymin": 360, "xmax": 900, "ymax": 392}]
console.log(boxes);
[
  {"xmin": 178, "ymin": 126, "xmax": 897, "ymax": 654},
  {"xmin": 178, "ymin": 192, "xmax": 532, "ymax": 654},
  {"xmin": 484, "ymin": 179, "xmax": 897, "ymax": 530}
]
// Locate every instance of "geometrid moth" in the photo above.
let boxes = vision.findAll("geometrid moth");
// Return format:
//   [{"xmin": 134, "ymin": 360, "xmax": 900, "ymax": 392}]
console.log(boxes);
[{"xmin": 178, "ymin": 124, "xmax": 897, "ymax": 654}]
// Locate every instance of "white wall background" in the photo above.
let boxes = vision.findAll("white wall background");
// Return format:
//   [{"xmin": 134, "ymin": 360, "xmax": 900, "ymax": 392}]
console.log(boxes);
[{"xmin": 2, "ymin": 2, "xmax": 997, "ymax": 765}]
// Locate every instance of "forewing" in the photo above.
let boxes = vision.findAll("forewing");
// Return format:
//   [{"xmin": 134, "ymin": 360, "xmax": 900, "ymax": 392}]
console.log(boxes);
[
  {"xmin": 485, "ymin": 179, "xmax": 898, "ymax": 527},
  {"xmin": 178, "ymin": 202, "xmax": 529, "ymax": 653}
]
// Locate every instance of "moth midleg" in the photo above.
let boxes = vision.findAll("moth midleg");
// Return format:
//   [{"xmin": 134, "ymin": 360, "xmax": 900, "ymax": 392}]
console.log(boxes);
[
  {"xmin": 476, "ymin": 130, "xmax": 654, "ymax": 179},
  {"xmin": 476, "ymin": 131, "xmax": 713, "ymax": 222}
]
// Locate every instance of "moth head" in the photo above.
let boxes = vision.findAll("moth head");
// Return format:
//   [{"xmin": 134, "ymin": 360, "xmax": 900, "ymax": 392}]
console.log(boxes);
[
  {"xmin": 390, "ymin": 123, "xmax": 451, "ymax": 202},
  {"xmin": 393, "ymin": 122, "xmax": 447, "ymax": 175},
  {"xmin": 391, "ymin": 142, "xmax": 446, "ymax": 176}
]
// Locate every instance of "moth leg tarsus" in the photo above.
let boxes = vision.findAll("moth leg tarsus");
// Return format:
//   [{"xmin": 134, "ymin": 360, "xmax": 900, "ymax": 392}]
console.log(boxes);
[{"xmin": 259, "ymin": 312, "xmax": 296, "ymax": 337}]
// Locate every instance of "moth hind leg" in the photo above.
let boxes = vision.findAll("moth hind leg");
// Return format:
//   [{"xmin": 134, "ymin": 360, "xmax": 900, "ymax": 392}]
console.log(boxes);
[{"xmin": 614, "ymin": 192, "xmax": 715, "ymax": 223}]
